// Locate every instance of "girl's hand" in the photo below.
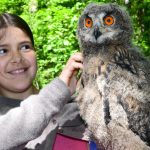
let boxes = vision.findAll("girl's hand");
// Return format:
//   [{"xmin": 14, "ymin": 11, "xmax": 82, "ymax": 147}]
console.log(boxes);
[{"xmin": 59, "ymin": 52, "xmax": 83, "ymax": 95}]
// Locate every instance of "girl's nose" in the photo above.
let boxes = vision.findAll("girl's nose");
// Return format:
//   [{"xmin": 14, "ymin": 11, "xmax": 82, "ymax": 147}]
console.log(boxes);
[{"xmin": 10, "ymin": 51, "xmax": 23, "ymax": 63}]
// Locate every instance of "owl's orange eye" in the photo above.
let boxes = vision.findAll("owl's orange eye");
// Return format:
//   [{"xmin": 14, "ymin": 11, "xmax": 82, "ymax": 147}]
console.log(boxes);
[
  {"xmin": 104, "ymin": 16, "xmax": 114, "ymax": 26},
  {"xmin": 85, "ymin": 17, "xmax": 93, "ymax": 28}
]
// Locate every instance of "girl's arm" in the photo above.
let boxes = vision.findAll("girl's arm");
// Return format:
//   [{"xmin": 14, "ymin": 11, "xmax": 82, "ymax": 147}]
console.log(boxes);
[{"xmin": 0, "ymin": 52, "xmax": 83, "ymax": 150}]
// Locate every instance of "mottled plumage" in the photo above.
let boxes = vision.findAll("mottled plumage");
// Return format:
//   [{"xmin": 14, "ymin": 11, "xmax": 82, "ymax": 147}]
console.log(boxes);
[{"xmin": 76, "ymin": 3, "xmax": 150, "ymax": 150}]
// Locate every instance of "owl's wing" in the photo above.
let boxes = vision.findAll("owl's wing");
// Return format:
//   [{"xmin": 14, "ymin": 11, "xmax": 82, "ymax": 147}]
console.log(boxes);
[
  {"xmin": 98, "ymin": 57, "xmax": 150, "ymax": 146},
  {"xmin": 112, "ymin": 46, "xmax": 150, "ymax": 103}
]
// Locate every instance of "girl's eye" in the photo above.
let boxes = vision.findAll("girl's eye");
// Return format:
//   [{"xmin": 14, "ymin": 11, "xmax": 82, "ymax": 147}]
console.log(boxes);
[
  {"xmin": 20, "ymin": 44, "xmax": 32, "ymax": 51},
  {"xmin": 0, "ymin": 48, "xmax": 7, "ymax": 56},
  {"xmin": 85, "ymin": 17, "xmax": 93, "ymax": 28},
  {"xmin": 104, "ymin": 15, "xmax": 114, "ymax": 26}
]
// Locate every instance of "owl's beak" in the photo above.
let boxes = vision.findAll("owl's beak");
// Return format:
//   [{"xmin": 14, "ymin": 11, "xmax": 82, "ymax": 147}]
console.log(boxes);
[{"xmin": 94, "ymin": 26, "xmax": 102, "ymax": 40}]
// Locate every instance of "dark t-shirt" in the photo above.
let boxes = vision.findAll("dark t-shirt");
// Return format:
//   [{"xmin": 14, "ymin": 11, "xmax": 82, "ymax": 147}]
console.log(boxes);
[{"xmin": 0, "ymin": 96, "xmax": 21, "ymax": 115}]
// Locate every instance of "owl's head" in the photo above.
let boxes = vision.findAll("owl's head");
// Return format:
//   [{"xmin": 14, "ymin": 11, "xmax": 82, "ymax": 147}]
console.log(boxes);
[{"xmin": 77, "ymin": 3, "xmax": 132, "ymax": 47}]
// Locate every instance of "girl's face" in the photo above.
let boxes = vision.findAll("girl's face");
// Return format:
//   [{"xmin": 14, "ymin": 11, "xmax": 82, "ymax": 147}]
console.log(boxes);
[{"xmin": 0, "ymin": 26, "xmax": 37, "ymax": 94}]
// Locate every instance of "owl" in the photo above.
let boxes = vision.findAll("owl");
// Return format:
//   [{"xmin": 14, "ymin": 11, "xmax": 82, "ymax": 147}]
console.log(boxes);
[{"xmin": 76, "ymin": 3, "xmax": 150, "ymax": 150}]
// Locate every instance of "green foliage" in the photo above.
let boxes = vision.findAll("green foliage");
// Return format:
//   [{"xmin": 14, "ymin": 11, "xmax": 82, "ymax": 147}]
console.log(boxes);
[
  {"xmin": 0, "ymin": 0, "xmax": 149, "ymax": 88},
  {"xmin": 0, "ymin": 0, "xmax": 28, "ymax": 14}
]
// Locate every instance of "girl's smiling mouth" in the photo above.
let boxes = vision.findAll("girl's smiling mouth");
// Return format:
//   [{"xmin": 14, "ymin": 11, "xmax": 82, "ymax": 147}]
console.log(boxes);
[{"xmin": 8, "ymin": 67, "xmax": 28, "ymax": 75}]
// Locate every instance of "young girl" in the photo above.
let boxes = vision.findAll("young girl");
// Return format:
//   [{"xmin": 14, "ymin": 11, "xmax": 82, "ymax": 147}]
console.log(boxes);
[{"xmin": 0, "ymin": 13, "xmax": 88, "ymax": 150}]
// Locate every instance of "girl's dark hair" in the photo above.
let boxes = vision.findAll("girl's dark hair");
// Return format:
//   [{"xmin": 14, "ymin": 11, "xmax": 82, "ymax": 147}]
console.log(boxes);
[{"xmin": 0, "ymin": 13, "xmax": 34, "ymax": 46}]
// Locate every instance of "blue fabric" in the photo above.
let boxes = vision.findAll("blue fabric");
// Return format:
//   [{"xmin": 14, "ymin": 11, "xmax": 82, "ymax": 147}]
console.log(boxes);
[{"xmin": 89, "ymin": 141, "xmax": 100, "ymax": 150}]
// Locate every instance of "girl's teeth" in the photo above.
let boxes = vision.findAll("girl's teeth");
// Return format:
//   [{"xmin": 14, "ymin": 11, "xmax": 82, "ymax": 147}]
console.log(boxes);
[{"xmin": 11, "ymin": 69, "xmax": 25, "ymax": 74}]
